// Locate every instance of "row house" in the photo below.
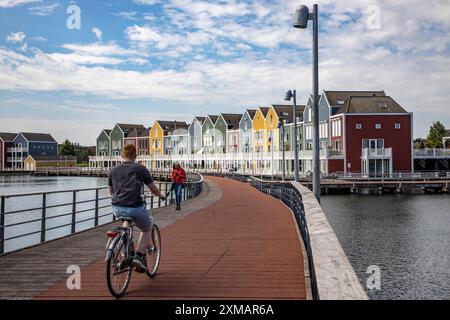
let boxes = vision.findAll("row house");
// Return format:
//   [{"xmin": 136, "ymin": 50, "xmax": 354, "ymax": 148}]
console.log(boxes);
[
  {"xmin": 0, "ymin": 133, "xmax": 16, "ymax": 171},
  {"xmin": 110, "ymin": 124, "xmax": 147, "ymax": 157},
  {"xmin": 124, "ymin": 127, "xmax": 150, "ymax": 156},
  {"xmin": 202, "ymin": 115, "xmax": 218, "ymax": 155},
  {"xmin": 9, "ymin": 133, "xmax": 58, "ymax": 170},
  {"xmin": 96, "ymin": 129, "xmax": 111, "ymax": 157},
  {"xmin": 189, "ymin": 117, "xmax": 205, "ymax": 154}
]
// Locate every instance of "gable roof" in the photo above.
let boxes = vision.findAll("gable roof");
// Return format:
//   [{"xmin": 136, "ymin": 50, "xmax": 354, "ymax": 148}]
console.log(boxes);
[
  {"xmin": 195, "ymin": 116, "xmax": 206, "ymax": 124},
  {"xmin": 336, "ymin": 96, "xmax": 408, "ymax": 114},
  {"xmin": 259, "ymin": 107, "xmax": 270, "ymax": 117},
  {"xmin": 0, "ymin": 132, "xmax": 17, "ymax": 142},
  {"xmin": 271, "ymin": 105, "xmax": 306, "ymax": 123},
  {"xmin": 20, "ymin": 132, "xmax": 56, "ymax": 142},
  {"xmin": 246, "ymin": 109, "xmax": 257, "ymax": 119},
  {"xmin": 125, "ymin": 127, "xmax": 150, "ymax": 138},
  {"xmin": 220, "ymin": 113, "xmax": 242, "ymax": 130},
  {"xmin": 103, "ymin": 129, "xmax": 112, "ymax": 136},
  {"xmin": 156, "ymin": 120, "xmax": 189, "ymax": 134},
  {"xmin": 324, "ymin": 90, "xmax": 386, "ymax": 106},
  {"xmin": 116, "ymin": 124, "xmax": 146, "ymax": 137},
  {"xmin": 207, "ymin": 115, "xmax": 219, "ymax": 124}
]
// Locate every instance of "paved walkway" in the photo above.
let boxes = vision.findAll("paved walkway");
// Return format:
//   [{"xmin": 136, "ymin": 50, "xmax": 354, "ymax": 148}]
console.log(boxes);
[{"xmin": 1, "ymin": 177, "xmax": 306, "ymax": 300}]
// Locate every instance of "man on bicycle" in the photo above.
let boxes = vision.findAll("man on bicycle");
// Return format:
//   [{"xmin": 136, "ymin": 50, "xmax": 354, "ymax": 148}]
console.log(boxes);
[{"xmin": 108, "ymin": 144, "xmax": 165, "ymax": 273}]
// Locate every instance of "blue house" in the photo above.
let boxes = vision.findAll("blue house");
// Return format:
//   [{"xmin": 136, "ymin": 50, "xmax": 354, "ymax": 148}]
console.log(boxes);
[{"xmin": 9, "ymin": 132, "xmax": 58, "ymax": 170}]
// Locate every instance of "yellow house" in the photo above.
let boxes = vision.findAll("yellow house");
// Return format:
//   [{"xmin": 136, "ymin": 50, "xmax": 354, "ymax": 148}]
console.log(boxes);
[
  {"xmin": 149, "ymin": 121, "xmax": 163, "ymax": 156},
  {"xmin": 252, "ymin": 107, "xmax": 269, "ymax": 153},
  {"xmin": 265, "ymin": 106, "xmax": 279, "ymax": 152},
  {"xmin": 24, "ymin": 155, "xmax": 76, "ymax": 171}
]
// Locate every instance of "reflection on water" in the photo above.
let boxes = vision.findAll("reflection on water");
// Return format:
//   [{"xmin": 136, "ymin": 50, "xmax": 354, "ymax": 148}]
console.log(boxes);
[
  {"xmin": 321, "ymin": 193, "xmax": 450, "ymax": 300},
  {"xmin": 1, "ymin": 175, "xmax": 109, "ymax": 253}
]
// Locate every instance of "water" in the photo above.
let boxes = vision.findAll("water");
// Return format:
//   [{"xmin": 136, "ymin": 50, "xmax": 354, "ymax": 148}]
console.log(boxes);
[{"xmin": 321, "ymin": 193, "xmax": 450, "ymax": 300}]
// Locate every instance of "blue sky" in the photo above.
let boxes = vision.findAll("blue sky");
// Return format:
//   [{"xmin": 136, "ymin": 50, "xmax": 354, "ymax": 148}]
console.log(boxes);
[{"xmin": 0, "ymin": 0, "xmax": 449, "ymax": 145}]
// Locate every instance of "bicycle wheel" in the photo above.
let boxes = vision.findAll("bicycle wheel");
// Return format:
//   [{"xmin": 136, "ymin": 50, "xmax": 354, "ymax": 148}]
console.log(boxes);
[
  {"xmin": 106, "ymin": 235, "xmax": 132, "ymax": 297},
  {"xmin": 146, "ymin": 224, "xmax": 161, "ymax": 278}
]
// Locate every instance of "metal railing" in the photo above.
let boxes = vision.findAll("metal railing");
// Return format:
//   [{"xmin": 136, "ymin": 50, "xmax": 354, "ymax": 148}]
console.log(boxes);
[
  {"xmin": 250, "ymin": 177, "xmax": 319, "ymax": 300},
  {"xmin": 0, "ymin": 173, "xmax": 203, "ymax": 255}
]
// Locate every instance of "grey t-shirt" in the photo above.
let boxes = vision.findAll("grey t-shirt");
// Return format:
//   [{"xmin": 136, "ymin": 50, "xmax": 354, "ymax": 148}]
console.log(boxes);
[{"xmin": 108, "ymin": 162, "xmax": 153, "ymax": 207}]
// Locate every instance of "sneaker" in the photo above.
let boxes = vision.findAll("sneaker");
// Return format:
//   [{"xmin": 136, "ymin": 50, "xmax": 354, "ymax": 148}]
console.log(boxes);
[{"xmin": 132, "ymin": 254, "xmax": 148, "ymax": 273}]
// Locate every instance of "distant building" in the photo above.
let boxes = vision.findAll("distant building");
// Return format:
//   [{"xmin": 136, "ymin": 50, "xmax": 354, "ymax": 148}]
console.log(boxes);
[
  {"xmin": 189, "ymin": 117, "xmax": 205, "ymax": 155},
  {"xmin": 9, "ymin": 132, "xmax": 58, "ymax": 170},
  {"xmin": 0, "ymin": 132, "xmax": 17, "ymax": 171},
  {"xmin": 96, "ymin": 129, "xmax": 111, "ymax": 157},
  {"xmin": 124, "ymin": 127, "xmax": 150, "ymax": 156},
  {"xmin": 110, "ymin": 124, "xmax": 146, "ymax": 157},
  {"xmin": 24, "ymin": 155, "xmax": 76, "ymax": 171},
  {"xmin": 443, "ymin": 130, "xmax": 450, "ymax": 149}
]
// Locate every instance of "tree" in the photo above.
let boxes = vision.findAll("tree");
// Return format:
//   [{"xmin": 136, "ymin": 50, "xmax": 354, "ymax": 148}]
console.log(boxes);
[
  {"xmin": 426, "ymin": 121, "xmax": 447, "ymax": 148},
  {"xmin": 77, "ymin": 149, "xmax": 94, "ymax": 163},
  {"xmin": 60, "ymin": 139, "xmax": 76, "ymax": 156}
]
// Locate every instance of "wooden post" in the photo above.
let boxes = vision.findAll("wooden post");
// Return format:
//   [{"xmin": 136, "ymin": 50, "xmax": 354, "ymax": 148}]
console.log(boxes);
[
  {"xmin": 71, "ymin": 191, "xmax": 76, "ymax": 234},
  {"xmin": 41, "ymin": 194, "xmax": 46, "ymax": 243},
  {"xmin": 0, "ymin": 196, "xmax": 5, "ymax": 254}
]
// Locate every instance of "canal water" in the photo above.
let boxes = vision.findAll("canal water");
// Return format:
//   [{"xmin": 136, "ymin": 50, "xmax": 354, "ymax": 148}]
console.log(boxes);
[{"xmin": 321, "ymin": 193, "xmax": 450, "ymax": 300}]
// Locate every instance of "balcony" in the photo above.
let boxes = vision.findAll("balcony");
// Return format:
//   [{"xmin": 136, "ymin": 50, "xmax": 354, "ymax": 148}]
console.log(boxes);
[
  {"xmin": 361, "ymin": 148, "xmax": 392, "ymax": 159},
  {"xmin": 7, "ymin": 147, "xmax": 28, "ymax": 153}
]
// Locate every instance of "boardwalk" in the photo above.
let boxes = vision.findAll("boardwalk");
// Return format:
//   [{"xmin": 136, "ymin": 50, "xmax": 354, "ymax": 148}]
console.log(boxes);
[{"xmin": 0, "ymin": 177, "xmax": 306, "ymax": 300}]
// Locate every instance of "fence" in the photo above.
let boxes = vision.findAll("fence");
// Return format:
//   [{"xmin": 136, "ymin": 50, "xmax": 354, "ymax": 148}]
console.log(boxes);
[
  {"xmin": 0, "ymin": 173, "xmax": 203, "ymax": 255},
  {"xmin": 249, "ymin": 177, "xmax": 319, "ymax": 300}
]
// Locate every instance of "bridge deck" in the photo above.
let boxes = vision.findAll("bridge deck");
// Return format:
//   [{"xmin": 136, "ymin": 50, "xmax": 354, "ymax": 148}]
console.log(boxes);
[{"xmin": 0, "ymin": 177, "xmax": 306, "ymax": 300}]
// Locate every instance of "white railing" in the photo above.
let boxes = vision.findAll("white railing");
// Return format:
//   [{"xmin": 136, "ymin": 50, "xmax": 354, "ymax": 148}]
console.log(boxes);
[
  {"xmin": 413, "ymin": 148, "xmax": 450, "ymax": 157},
  {"xmin": 361, "ymin": 147, "xmax": 392, "ymax": 158},
  {"xmin": 7, "ymin": 147, "xmax": 28, "ymax": 153}
]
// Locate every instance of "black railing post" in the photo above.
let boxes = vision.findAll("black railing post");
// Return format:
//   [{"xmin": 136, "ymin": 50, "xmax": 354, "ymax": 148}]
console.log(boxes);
[
  {"xmin": 71, "ymin": 191, "xmax": 76, "ymax": 234},
  {"xmin": 158, "ymin": 182, "xmax": 162, "ymax": 207},
  {"xmin": 94, "ymin": 189, "xmax": 99, "ymax": 227},
  {"xmin": 41, "ymin": 193, "xmax": 46, "ymax": 243},
  {"xmin": 165, "ymin": 183, "xmax": 168, "ymax": 206},
  {"xmin": 0, "ymin": 196, "xmax": 5, "ymax": 254},
  {"xmin": 150, "ymin": 194, "xmax": 154, "ymax": 209}
]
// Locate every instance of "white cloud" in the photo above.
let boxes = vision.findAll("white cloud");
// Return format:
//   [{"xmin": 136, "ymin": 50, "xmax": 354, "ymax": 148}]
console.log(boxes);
[
  {"xmin": 0, "ymin": 0, "xmax": 40, "ymax": 8},
  {"xmin": 112, "ymin": 11, "xmax": 138, "ymax": 20},
  {"xmin": 28, "ymin": 2, "xmax": 59, "ymax": 16},
  {"xmin": 92, "ymin": 28, "xmax": 103, "ymax": 42},
  {"xmin": 133, "ymin": 0, "xmax": 159, "ymax": 5},
  {"xmin": 6, "ymin": 31, "xmax": 26, "ymax": 43}
]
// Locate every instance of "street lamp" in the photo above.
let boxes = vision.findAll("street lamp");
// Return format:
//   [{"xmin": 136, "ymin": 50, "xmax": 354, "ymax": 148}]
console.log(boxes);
[
  {"xmin": 293, "ymin": 4, "xmax": 321, "ymax": 202},
  {"xmin": 277, "ymin": 119, "xmax": 286, "ymax": 180},
  {"xmin": 285, "ymin": 89, "xmax": 299, "ymax": 182}
]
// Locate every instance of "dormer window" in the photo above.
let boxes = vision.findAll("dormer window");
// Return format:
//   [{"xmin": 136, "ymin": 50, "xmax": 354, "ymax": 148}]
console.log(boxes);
[
  {"xmin": 378, "ymin": 102, "xmax": 388, "ymax": 109},
  {"xmin": 337, "ymin": 100, "xmax": 345, "ymax": 105}
]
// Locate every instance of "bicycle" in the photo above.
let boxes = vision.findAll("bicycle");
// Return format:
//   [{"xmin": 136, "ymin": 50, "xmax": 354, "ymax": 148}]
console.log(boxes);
[{"xmin": 105, "ymin": 217, "xmax": 161, "ymax": 298}]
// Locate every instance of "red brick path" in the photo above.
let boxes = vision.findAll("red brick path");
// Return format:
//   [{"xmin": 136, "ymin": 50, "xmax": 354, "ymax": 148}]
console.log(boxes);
[{"xmin": 36, "ymin": 177, "xmax": 306, "ymax": 300}]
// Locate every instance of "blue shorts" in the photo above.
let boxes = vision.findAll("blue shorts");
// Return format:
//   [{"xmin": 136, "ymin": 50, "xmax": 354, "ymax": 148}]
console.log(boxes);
[{"xmin": 112, "ymin": 204, "xmax": 153, "ymax": 230}]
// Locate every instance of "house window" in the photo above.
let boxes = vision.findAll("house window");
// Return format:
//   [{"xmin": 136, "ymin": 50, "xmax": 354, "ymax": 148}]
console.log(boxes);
[
  {"xmin": 395, "ymin": 123, "xmax": 401, "ymax": 129},
  {"xmin": 375, "ymin": 123, "xmax": 382, "ymax": 129},
  {"xmin": 356, "ymin": 123, "xmax": 362, "ymax": 130},
  {"xmin": 270, "ymin": 115, "xmax": 273, "ymax": 127}
]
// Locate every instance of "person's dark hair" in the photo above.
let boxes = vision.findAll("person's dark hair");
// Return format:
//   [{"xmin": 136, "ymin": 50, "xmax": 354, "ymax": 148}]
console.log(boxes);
[{"xmin": 123, "ymin": 144, "xmax": 137, "ymax": 160}]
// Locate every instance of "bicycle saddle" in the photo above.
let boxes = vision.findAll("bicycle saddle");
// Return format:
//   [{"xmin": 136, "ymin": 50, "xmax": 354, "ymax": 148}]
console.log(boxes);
[{"xmin": 120, "ymin": 217, "xmax": 136, "ymax": 222}]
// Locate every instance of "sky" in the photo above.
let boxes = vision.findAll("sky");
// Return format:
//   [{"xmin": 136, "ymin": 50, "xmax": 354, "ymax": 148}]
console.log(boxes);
[{"xmin": 0, "ymin": 0, "xmax": 449, "ymax": 145}]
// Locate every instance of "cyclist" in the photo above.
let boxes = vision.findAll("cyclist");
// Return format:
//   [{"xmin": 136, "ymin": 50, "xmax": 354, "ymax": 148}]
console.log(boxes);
[{"xmin": 108, "ymin": 144, "xmax": 165, "ymax": 273}]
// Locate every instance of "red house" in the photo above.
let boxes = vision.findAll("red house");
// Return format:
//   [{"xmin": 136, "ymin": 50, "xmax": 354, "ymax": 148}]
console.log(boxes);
[
  {"xmin": 0, "ymin": 133, "xmax": 17, "ymax": 171},
  {"xmin": 328, "ymin": 95, "xmax": 413, "ymax": 176},
  {"xmin": 123, "ymin": 127, "xmax": 150, "ymax": 156}
]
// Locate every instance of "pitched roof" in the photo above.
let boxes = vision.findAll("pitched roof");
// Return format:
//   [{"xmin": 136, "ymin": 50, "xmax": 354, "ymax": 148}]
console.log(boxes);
[
  {"xmin": 336, "ymin": 96, "xmax": 408, "ymax": 114},
  {"xmin": 195, "ymin": 116, "xmax": 206, "ymax": 124},
  {"xmin": 208, "ymin": 115, "xmax": 219, "ymax": 124},
  {"xmin": 0, "ymin": 132, "xmax": 17, "ymax": 142},
  {"xmin": 324, "ymin": 90, "xmax": 386, "ymax": 106},
  {"xmin": 125, "ymin": 127, "xmax": 150, "ymax": 138},
  {"xmin": 271, "ymin": 105, "xmax": 306, "ymax": 123},
  {"xmin": 103, "ymin": 129, "xmax": 111, "ymax": 136},
  {"xmin": 116, "ymin": 124, "xmax": 146, "ymax": 137},
  {"xmin": 246, "ymin": 109, "xmax": 257, "ymax": 119},
  {"xmin": 259, "ymin": 107, "xmax": 270, "ymax": 117},
  {"xmin": 156, "ymin": 121, "xmax": 189, "ymax": 134},
  {"xmin": 20, "ymin": 132, "xmax": 56, "ymax": 142},
  {"xmin": 220, "ymin": 113, "xmax": 243, "ymax": 130},
  {"xmin": 27, "ymin": 155, "xmax": 76, "ymax": 161}
]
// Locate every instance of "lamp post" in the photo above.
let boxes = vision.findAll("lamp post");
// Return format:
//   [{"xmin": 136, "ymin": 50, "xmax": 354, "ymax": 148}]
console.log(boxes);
[
  {"xmin": 285, "ymin": 89, "xmax": 299, "ymax": 182},
  {"xmin": 277, "ymin": 119, "xmax": 286, "ymax": 180},
  {"xmin": 293, "ymin": 4, "xmax": 321, "ymax": 202}
]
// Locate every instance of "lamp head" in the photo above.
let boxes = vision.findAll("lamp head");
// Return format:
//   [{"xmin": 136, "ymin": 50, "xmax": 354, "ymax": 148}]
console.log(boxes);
[
  {"xmin": 294, "ymin": 5, "xmax": 309, "ymax": 29},
  {"xmin": 284, "ymin": 90, "xmax": 293, "ymax": 101}
]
